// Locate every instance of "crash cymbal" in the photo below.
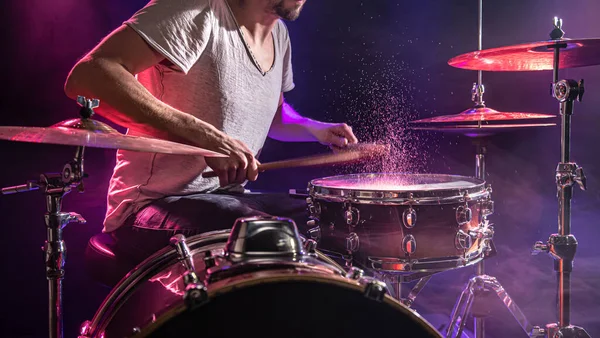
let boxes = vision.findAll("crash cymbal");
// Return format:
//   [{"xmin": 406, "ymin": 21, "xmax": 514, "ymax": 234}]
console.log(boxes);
[
  {"xmin": 0, "ymin": 118, "xmax": 226, "ymax": 157},
  {"xmin": 448, "ymin": 38, "xmax": 600, "ymax": 71},
  {"xmin": 410, "ymin": 107, "xmax": 555, "ymax": 123},
  {"xmin": 410, "ymin": 122, "xmax": 556, "ymax": 137}
]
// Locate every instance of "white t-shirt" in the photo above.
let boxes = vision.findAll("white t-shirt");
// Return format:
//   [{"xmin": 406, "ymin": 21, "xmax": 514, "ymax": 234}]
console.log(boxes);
[{"xmin": 104, "ymin": 0, "xmax": 295, "ymax": 232}]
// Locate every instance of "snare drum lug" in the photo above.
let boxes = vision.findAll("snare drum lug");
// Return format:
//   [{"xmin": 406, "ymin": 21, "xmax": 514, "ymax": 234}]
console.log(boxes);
[
  {"xmin": 402, "ymin": 207, "xmax": 417, "ymax": 229},
  {"xmin": 455, "ymin": 204, "xmax": 473, "ymax": 225},
  {"xmin": 307, "ymin": 199, "xmax": 321, "ymax": 217},
  {"xmin": 481, "ymin": 199, "xmax": 494, "ymax": 217},
  {"xmin": 346, "ymin": 266, "xmax": 364, "ymax": 280},
  {"xmin": 455, "ymin": 230, "xmax": 473, "ymax": 251},
  {"xmin": 303, "ymin": 239, "xmax": 318, "ymax": 254},
  {"xmin": 346, "ymin": 232, "xmax": 360, "ymax": 253},
  {"xmin": 364, "ymin": 280, "xmax": 388, "ymax": 302},
  {"xmin": 306, "ymin": 219, "xmax": 316, "ymax": 227},
  {"xmin": 308, "ymin": 225, "xmax": 321, "ymax": 242},
  {"xmin": 402, "ymin": 235, "xmax": 417, "ymax": 255},
  {"xmin": 344, "ymin": 207, "xmax": 360, "ymax": 227}
]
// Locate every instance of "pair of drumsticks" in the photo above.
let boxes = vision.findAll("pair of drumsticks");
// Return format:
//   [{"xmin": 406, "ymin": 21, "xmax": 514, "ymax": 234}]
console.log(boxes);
[{"xmin": 202, "ymin": 143, "xmax": 390, "ymax": 178}]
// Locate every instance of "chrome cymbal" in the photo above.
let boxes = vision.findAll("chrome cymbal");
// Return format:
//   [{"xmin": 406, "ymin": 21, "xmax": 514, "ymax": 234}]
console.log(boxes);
[{"xmin": 0, "ymin": 118, "xmax": 226, "ymax": 157}]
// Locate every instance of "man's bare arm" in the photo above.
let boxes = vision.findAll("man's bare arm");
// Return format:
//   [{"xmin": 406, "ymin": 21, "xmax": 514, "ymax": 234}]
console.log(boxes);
[
  {"xmin": 268, "ymin": 93, "xmax": 358, "ymax": 146},
  {"xmin": 64, "ymin": 24, "xmax": 220, "ymax": 147}
]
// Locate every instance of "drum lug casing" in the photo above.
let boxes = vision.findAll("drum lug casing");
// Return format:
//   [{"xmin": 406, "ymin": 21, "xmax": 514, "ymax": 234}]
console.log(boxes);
[
  {"xmin": 455, "ymin": 203, "xmax": 473, "ymax": 225},
  {"xmin": 346, "ymin": 232, "xmax": 360, "ymax": 253},
  {"xmin": 344, "ymin": 204, "xmax": 360, "ymax": 227},
  {"xmin": 306, "ymin": 220, "xmax": 322, "ymax": 242},
  {"xmin": 364, "ymin": 280, "xmax": 388, "ymax": 302},
  {"xmin": 402, "ymin": 207, "xmax": 418, "ymax": 229},
  {"xmin": 345, "ymin": 266, "xmax": 364, "ymax": 280}
]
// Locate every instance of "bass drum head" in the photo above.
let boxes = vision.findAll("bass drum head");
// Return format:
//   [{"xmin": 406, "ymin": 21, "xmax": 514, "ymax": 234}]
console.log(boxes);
[{"xmin": 138, "ymin": 274, "xmax": 441, "ymax": 338}]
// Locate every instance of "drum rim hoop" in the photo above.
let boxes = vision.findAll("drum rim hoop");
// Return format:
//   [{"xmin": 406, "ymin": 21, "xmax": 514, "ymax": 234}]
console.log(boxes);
[
  {"xmin": 134, "ymin": 273, "xmax": 442, "ymax": 337},
  {"xmin": 309, "ymin": 173, "xmax": 488, "ymax": 205}
]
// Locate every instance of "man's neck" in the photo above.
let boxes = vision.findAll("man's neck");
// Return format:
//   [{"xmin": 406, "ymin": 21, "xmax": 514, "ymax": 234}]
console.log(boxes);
[{"xmin": 227, "ymin": 0, "xmax": 279, "ymax": 43}]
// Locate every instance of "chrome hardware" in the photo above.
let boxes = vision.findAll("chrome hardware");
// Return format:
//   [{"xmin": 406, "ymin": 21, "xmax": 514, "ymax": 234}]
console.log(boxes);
[
  {"xmin": 344, "ymin": 202, "xmax": 360, "ymax": 227},
  {"xmin": 455, "ymin": 230, "xmax": 473, "ymax": 251},
  {"xmin": 132, "ymin": 327, "xmax": 141, "ymax": 334},
  {"xmin": 402, "ymin": 234, "xmax": 417, "ymax": 255},
  {"xmin": 170, "ymin": 234, "xmax": 209, "ymax": 308},
  {"xmin": 344, "ymin": 208, "xmax": 360, "ymax": 226},
  {"xmin": 306, "ymin": 219, "xmax": 316, "ymax": 227},
  {"xmin": 556, "ymin": 163, "xmax": 587, "ymax": 191},
  {"xmin": 306, "ymin": 197, "xmax": 321, "ymax": 217},
  {"xmin": 225, "ymin": 216, "xmax": 303, "ymax": 257},
  {"xmin": 364, "ymin": 280, "xmax": 388, "ymax": 301},
  {"xmin": 170, "ymin": 234, "xmax": 195, "ymax": 271},
  {"xmin": 78, "ymin": 320, "xmax": 92, "ymax": 337},
  {"xmin": 471, "ymin": 82, "xmax": 485, "ymax": 107},
  {"xmin": 303, "ymin": 239, "xmax": 318, "ymax": 254},
  {"xmin": 76, "ymin": 96, "xmax": 100, "ymax": 109},
  {"xmin": 346, "ymin": 266, "xmax": 364, "ymax": 280},
  {"xmin": 553, "ymin": 79, "xmax": 585, "ymax": 103},
  {"xmin": 531, "ymin": 241, "xmax": 549, "ymax": 255},
  {"xmin": 402, "ymin": 207, "xmax": 417, "ymax": 229},
  {"xmin": 346, "ymin": 232, "xmax": 360, "ymax": 253},
  {"xmin": 480, "ymin": 199, "xmax": 494, "ymax": 217},
  {"xmin": 307, "ymin": 225, "xmax": 321, "ymax": 241},
  {"xmin": 204, "ymin": 251, "xmax": 216, "ymax": 269},
  {"xmin": 455, "ymin": 204, "xmax": 472, "ymax": 225}
]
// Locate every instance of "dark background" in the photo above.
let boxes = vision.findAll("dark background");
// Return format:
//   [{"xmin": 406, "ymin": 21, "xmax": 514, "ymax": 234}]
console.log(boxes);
[{"xmin": 0, "ymin": 0, "xmax": 599, "ymax": 337}]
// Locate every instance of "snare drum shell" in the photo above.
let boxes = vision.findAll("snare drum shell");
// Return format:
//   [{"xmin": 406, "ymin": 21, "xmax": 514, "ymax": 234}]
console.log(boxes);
[
  {"xmin": 316, "ymin": 200, "xmax": 483, "ymax": 259},
  {"xmin": 307, "ymin": 173, "xmax": 491, "ymax": 271}
]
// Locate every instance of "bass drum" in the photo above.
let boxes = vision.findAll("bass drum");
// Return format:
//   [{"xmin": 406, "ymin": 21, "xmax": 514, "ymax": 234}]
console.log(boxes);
[{"xmin": 80, "ymin": 229, "xmax": 441, "ymax": 338}]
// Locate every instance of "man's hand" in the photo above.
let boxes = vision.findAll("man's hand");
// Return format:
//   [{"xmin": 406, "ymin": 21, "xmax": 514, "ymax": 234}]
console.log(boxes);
[
  {"xmin": 204, "ymin": 130, "xmax": 259, "ymax": 187},
  {"xmin": 306, "ymin": 122, "xmax": 359, "ymax": 149}
]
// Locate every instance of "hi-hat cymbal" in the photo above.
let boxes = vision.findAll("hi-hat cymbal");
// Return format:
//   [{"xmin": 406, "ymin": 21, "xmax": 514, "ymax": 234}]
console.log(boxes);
[
  {"xmin": 0, "ymin": 118, "xmax": 226, "ymax": 157},
  {"xmin": 448, "ymin": 38, "xmax": 600, "ymax": 71},
  {"xmin": 410, "ymin": 107, "xmax": 555, "ymax": 123}
]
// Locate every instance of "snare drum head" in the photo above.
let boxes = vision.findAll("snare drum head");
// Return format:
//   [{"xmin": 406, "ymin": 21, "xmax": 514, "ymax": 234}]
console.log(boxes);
[{"xmin": 309, "ymin": 173, "xmax": 486, "ymax": 204}]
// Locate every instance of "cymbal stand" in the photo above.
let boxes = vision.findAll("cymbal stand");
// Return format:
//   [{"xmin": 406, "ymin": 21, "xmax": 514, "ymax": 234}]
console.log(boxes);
[
  {"xmin": 1, "ymin": 97, "xmax": 97, "ymax": 338},
  {"xmin": 446, "ymin": 137, "xmax": 534, "ymax": 338},
  {"xmin": 446, "ymin": 2, "xmax": 533, "ymax": 336},
  {"xmin": 530, "ymin": 18, "xmax": 591, "ymax": 338}
]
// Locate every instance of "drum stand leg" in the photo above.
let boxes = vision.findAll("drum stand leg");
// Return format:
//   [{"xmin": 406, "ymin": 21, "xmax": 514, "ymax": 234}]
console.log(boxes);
[
  {"xmin": 446, "ymin": 273, "xmax": 539, "ymax": 338},
  {"xmin": 2, "ymin": 146, "xmax": 87, "ymax": 338},
  {"xmin": 378, "ymin": 272, "xmax": 434, "ymax": 307}
]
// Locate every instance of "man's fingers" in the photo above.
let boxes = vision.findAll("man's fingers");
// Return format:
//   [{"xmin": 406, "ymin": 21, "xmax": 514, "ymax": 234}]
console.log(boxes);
[
  {"xmin": 247, "ymin": 155, "xmax": 259, "ymax": 181},
  {"xmin": 328, "ymin": 134, "xmax": 348, "ymax": 148},
  {"xmin": 217, "ymin": 171, "xmax": 229, "ymax": 187}
]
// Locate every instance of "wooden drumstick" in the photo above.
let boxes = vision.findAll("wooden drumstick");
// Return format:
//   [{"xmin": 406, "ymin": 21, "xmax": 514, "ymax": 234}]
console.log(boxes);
[{"xmin": 201, "ymin": 143, "xmax": 389, "ymax": 178}]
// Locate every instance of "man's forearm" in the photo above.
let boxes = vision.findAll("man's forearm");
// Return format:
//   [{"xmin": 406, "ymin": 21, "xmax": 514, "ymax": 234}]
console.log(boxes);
[
  {"xmin": 64, "ymin": 57, "xmax": 218, "ymax": 147},
  {"xmin": 268, "ymin": 102, "xmax": 320, "ymax": 142}
]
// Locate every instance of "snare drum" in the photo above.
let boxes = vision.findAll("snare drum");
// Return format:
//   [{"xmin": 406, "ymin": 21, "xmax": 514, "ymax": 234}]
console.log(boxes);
[
  {"xmin": 79, "ymin": 221, "xmax": 441, "ymax": 337},
  {"xmin": 306, "ymin": 173, "xmax": 494, "ymax": 273}
]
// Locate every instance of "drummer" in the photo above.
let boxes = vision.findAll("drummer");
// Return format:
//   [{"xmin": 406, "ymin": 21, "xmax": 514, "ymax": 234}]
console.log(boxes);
[{"xmin": 64, "ymin": 0, "xmax": 358, "ymax": 263}]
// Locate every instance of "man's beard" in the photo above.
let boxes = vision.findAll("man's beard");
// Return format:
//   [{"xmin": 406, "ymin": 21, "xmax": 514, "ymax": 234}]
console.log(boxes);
[{"xmin": 272, "ymin": 0, "xmax": 304, "ymax": 21}]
